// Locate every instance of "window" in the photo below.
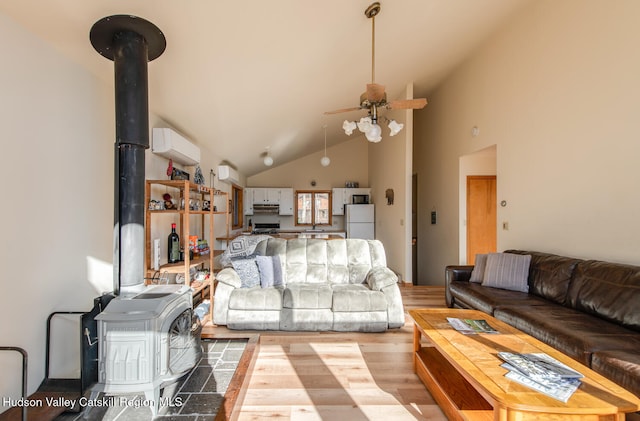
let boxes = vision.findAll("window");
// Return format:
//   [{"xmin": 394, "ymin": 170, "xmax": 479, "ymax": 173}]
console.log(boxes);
[
  {"xmin": 231, "ymin": 185, "xmax": 243, "ymax": 229},
  {"xmin": 295, "ymin": 190, "xmax": 332, "ymax": 226}
]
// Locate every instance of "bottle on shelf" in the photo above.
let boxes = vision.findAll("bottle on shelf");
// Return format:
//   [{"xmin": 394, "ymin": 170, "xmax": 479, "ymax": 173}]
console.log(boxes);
[{"xmin": 168, "ymin": 223, "xmax": 180, "ymax": 263}]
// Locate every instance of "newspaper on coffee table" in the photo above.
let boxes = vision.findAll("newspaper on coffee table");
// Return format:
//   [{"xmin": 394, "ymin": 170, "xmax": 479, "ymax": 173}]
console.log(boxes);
[
  {"xmin": 498, "ymin": 352, "xmax": 583, "ymax": 402},
  {"xmin": 447, "ymin": 317, "xmax": 499, "ymax": 334}
]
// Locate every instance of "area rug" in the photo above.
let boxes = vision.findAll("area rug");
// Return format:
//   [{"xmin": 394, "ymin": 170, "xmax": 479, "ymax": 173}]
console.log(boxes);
[{"xmin": 54, "ymin": 338, "xmax": 252, "ymax": 421}]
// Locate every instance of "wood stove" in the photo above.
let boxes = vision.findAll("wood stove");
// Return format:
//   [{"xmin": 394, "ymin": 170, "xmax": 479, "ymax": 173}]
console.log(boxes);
[
  {"xmin": 90, "ymin": 285, "xmax": 201, "ymax": 415},
  {"xmin": 85, "ymin": 15, "xmax": 202, "ymax": 417}
]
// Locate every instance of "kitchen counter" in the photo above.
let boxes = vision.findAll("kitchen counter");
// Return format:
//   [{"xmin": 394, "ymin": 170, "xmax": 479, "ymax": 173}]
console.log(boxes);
[
  {"xmin": 277, "ymin": 230, "xmax": 346, "ymax": 239},
  {"xmin": 229, "ymin": 231, "xmax": 346, "ymax": 240},
  {"xmin": 278, "ymin": 233, "xmax": 345, "ymax": 240}
]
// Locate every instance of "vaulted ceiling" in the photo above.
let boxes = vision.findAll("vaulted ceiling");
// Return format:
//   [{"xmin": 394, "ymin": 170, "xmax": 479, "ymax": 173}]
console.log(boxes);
[{"xmin": 1, "ymin": 0, "xmax": 530, "ymax": 176}]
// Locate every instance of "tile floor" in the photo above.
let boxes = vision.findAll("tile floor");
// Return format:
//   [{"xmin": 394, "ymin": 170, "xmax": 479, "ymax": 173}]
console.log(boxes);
[{"xmin": 55, "ymin": 338, "xmax": 247, "ymax": 421}]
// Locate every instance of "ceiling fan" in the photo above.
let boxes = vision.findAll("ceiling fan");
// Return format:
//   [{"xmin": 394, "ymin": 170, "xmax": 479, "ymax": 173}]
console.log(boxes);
[{"xmin": 325, "ymin": 2, "xmax": 427, "ymax": 142}]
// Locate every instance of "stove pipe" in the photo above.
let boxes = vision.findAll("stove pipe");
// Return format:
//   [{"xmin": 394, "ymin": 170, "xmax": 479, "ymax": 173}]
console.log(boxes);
[{"xmin": 90, "ymin": 15, "xmax": 166, "ymax": 295}]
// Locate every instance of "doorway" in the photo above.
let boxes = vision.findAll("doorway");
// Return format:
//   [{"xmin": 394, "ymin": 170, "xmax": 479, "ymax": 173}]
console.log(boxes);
[{"xmin": 466, "ymin": 176, "xmax": 497, "ymax": 264}]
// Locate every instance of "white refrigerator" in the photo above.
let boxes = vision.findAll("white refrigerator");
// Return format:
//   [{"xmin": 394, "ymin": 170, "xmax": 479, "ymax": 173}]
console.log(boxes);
[{"xmin": 345, "ymin": 204, "xmax": 375, "ymax": 239}]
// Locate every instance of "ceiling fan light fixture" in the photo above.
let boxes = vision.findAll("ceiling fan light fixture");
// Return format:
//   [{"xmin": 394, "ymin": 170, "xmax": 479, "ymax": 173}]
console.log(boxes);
[
  {"xmin": 324, "ymin": 2, "xmax": 427, "ymax": 143},
  {"xmin": 365, "ymin": 122, "xmax": 382, "ymax": 143},
  {"xmin": 343, "ymin": 120, "xmax": 357, "ymax": 135},
  {"xmin": 388, "ymin": 119, "xmax": 404, "ymax": 136},
  {"xmin": 357, "ymin": 116, "xmax": 373, "ymax": 133}
]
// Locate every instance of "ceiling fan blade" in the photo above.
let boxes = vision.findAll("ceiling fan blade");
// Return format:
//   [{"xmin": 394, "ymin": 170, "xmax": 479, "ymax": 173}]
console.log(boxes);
[
  {"xmin": 366, "ymin": 83, "xmax": 386, "ymax": 102},
  {"xmin": 324, "ymin": 106, "xmax": 363, "ymax": 115},
  {"xmin": 386, "ymin": 98, "xmax": 428, "ymax": 110}
]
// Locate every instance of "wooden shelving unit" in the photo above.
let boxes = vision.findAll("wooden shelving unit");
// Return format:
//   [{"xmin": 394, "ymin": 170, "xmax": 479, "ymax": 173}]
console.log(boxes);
[{"xmin": 144, "ymin": 179, "xmax": 229, "ymax": 318}]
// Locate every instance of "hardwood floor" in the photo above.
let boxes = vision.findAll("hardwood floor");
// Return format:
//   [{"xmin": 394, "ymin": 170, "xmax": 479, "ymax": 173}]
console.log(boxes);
[{"xmin": 202, "ymin": 285, "xmax": 448, "ymax": 420}]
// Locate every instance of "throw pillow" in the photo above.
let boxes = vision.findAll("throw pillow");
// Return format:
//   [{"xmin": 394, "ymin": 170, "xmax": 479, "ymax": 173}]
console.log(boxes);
[
  {"xmin": 227, "ymin": 234, "xmax": 272, "ymax": 259},
  {"xmin": 256, "ymin": 255, "xmax": 275, "ymax": 288},
  {"xmin": 469, "ymin": 254, "xmax": 488, "ymax": 283},
  {"xmin": 231, "ymin": 258, "xmax": 260, "ymax": 288},
  {"xmin": 482, "ymin": 253, "xmax": 531, "ymax": 293},
  {"xmin": 227, "ymin": 236, "xmax": 248, "ymax": 258},
  {"xmin": 255, "ymin": 255, "xmax": 285, "ymax": 288},
  {"xmin": 272, "ymin": 255, "xmax": 284, "ymax": 287}
]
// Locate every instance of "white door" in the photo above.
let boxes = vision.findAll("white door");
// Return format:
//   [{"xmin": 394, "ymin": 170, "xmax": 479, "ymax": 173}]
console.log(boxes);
[
  {"xmin": 347, "ymin": 223, "xmax": 374, "ymax": 240},
  {"xmin": 347, "ymin": 204, "xmax": 375, "ymax": 223}
]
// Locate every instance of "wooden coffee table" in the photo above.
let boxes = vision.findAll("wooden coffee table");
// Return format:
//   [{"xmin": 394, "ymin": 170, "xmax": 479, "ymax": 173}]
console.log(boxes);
[{"xmin": 409, "ymin": 308, "xmax": 640, "ymax": 421}]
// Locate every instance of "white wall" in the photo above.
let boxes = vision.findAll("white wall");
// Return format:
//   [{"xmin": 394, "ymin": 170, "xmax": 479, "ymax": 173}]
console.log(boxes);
[
  {"xmin": 0, "ymin": 12, "xmax": 114, "ymax": 406},
  {"xmin": 415, "ymin": 0, "xmax": 640, "ymax": 284},
  {"xmin": 248, "ymin": 136, "xmax": 368, "ymax": 190}
]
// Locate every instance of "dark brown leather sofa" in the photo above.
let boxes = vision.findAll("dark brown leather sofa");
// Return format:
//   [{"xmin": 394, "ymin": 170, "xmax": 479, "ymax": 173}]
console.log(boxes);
[{"xmin": 445, "ymin": 250, "xmax": 640, "ymax": 397}]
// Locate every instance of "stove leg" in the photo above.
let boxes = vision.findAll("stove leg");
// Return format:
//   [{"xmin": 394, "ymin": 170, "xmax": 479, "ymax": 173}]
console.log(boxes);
[
  {"xmin": 82, "ymin": 388, "xmax": 102, "ymax": 419},
  {"xmin": 145, "ymin": 387, "xmax": 160, "ymax": 417}
]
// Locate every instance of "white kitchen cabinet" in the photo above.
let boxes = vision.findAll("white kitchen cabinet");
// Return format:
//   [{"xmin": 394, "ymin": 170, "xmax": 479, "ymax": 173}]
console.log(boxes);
[
  {"xmin": 252, "ymin": 188, "xmax": 280, "ymax": 204},
  {"xmin": 251, "ymin": 188, "xmax": 265, "ymax": 204},
  {"xmin": 244, "ymin": 187, "xmax": 293, "ymax": 215},
  {"xmin": 279, "ymin": 188, "xmax": 294, "ymax": 215},
  {"xmin": 244, "ymin": 188, "xmax": 253, "ymax": 215},
  {"xmin": 332, "ymin": 188, "xmax": 348, "ymax": 215},
  {"xmin": 332, "ymin": 188, "xmax": 371, "ymax": 215}
]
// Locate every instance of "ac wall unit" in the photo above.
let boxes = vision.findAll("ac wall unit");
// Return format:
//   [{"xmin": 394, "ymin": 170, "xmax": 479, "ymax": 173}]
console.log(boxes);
[
  {"xmin": 218, "ymin": 165, "xmax": 240, "ymax": 185},
  {"xmin": 152, "ymin": 128, "xmax": 200, "ymax": 166}
]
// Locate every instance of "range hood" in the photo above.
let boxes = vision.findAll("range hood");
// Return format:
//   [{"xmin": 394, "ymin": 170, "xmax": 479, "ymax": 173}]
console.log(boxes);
[{"xmin": 253, "ymin": 203, "xmax": 280, "ymax": 214}]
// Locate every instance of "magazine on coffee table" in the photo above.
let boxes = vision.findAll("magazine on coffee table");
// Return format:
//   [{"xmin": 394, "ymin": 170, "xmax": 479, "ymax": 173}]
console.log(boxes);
[
  {"xmin": 447, "ymin": 317, "xmax": 499, "ymax": 334},
  {"xmin": 498, "ymin": 352, "xmax": 584, "ymax": 380},
  {"xmin": 503, "ymin": 365, "xmax": 581, "ymax": 403},
  {"xmin": 498, "ymin": 352, "xmax": 583, "ymax": 402}
]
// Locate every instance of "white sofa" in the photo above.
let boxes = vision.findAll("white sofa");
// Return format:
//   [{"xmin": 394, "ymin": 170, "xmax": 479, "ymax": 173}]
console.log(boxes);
[{"xmin": 213, "ymin": 237, "xmax": 405, "ymax": 332}]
